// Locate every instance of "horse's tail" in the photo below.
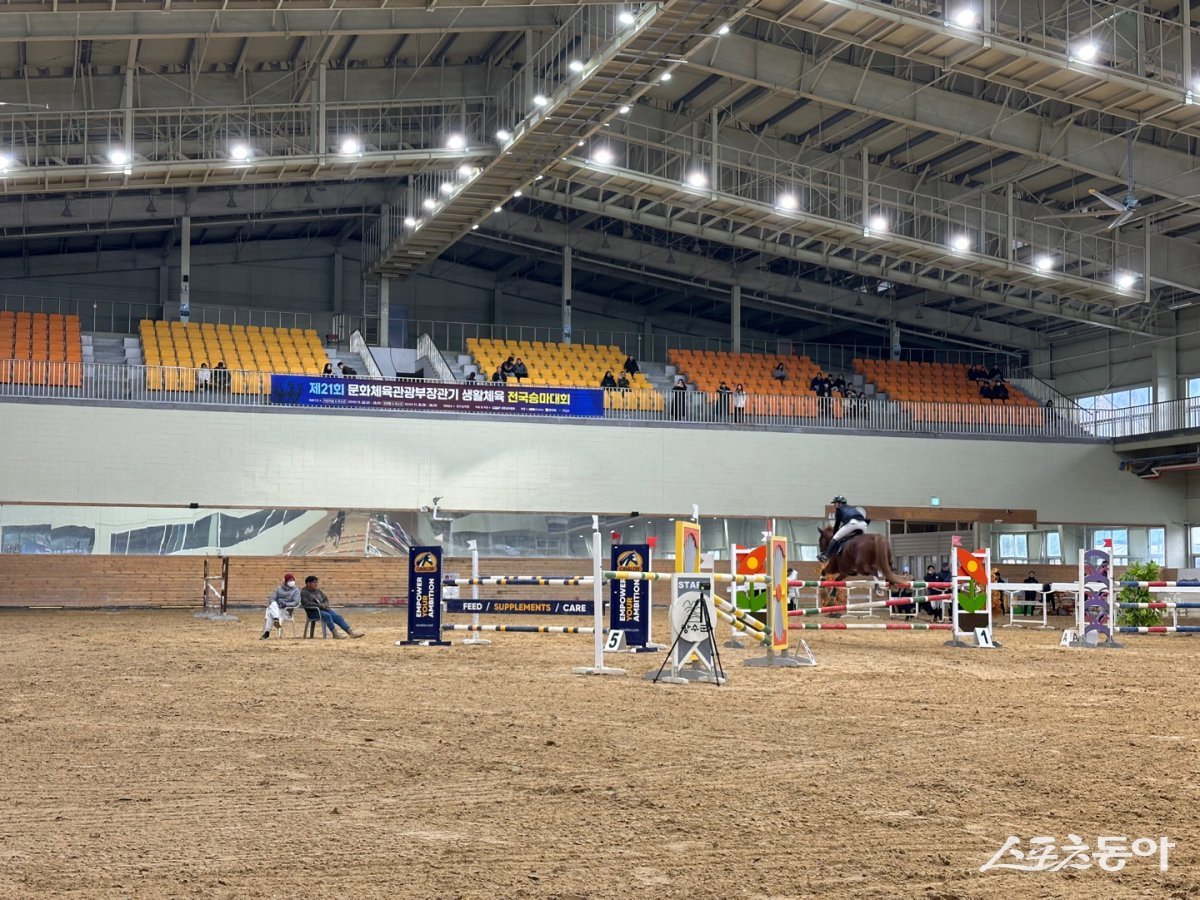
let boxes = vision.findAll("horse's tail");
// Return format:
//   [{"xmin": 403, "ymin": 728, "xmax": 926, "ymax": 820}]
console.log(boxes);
[{"xmin": 874, "ymin": 536, "xmax": 909, "ymax": 586}]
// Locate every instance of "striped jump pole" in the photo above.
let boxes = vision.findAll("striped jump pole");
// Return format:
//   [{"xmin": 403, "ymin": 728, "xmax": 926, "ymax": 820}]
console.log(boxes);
[
  {"xmin": 792, "ymin": 622, "xmax": 954, "ymax": 631},
  {"xmin": 712, "ymin": 594, "xmax": 767, "ymax": 636},
  {"xmin": 1116, "ymin": 626, "xmax": 1200, "ymax": 634},
  {"xmin": 712, "ymin": 606, "xmax": 769, "ymax": 646},
  {"xmin": 1115, "ymin": 580, "xmax": 1200, "ymax": 588},
  {"xmin": 784, "ymin": 580, "xmax": 954, "ymax": 589},
  {"xmin": 446, "ymin": 576, "xmax": 595, "ymax": 586},
  {"xmin": 788, "ymin": 595, "xmax": 952, "ymax": 618},
  {"xmin": 1119, "ymin": 602, "xmax": 1200, "ymax": 610},
  {"xmin": 444, "ymin": 624, "xmax": 599, "ymax": 635}
]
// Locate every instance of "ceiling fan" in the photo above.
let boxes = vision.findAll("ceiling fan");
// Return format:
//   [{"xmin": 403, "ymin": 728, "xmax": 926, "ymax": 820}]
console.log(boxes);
[{"xmin": 1037, "ymin": 133, "xmax": 1141, "ymax": 231}]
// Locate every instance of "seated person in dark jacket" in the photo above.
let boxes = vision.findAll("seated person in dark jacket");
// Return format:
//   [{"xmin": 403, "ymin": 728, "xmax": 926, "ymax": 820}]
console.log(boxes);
[
  {"xmin": 832, "ymin": 374, "xmax": 847, "ymax": 395},
  {"xmin": 979, "ymin": 380, "xmax": 995, "ymax": 400},
  {"xmin": 616, "ymin": 372, "xmax": 630, "ymax": 389},
  {"xmin": 992, "ymin": 380, "xmax": 1009, "ymax": 402},
  {"xmin": 491, "ymin": 368, "xmax": 506, "ymax": 383},
  {"xmin": 300, "ymin": 575, "xmax": 364, "ymax": 638},
  {"xmin": 499, "ymin": 356, "xmax": 516, "ymax": 379},
  {"xmin": 212, "ymin": 361, "xmax": 231, "ymax": 391},
  {"xmin": 337, "ymin": 361, "xmax": 357, "ymax": 376},
  {"xmin": 987, "ymin": 363, "xmax": 1005, "ymax": 382},
  {"xmin": 512, "ymin": 357, "xmax": 529, "ymax": 383},
  {"xmin": 600, "ymin": 370, "xmax": 618, "ymax": 388},
  {"xmin": 622, "ymin": 355, "xmax": 639, "ymax": 375}
]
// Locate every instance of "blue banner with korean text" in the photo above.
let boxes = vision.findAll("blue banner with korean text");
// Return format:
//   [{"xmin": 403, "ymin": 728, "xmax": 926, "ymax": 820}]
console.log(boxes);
[{"xmin": 270, "ymin": 375, "xmax": 604, "ymax": 417}]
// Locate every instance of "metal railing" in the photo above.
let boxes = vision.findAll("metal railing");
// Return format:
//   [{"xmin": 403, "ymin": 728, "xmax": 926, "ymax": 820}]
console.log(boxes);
[
  {"xmin": 0, "ymin": 357, "xmax": 1117, "ymax": 440},
  {"xmin": 0, "ymin": 293, "xmax": 314, "ymax": 334},
  {"xmin": 416, "ymin": 333, "xmax": 455, "ymax": 383},
  {"xmin": 395, "ymin": 318, "xmax": 1020, "ymax": 368}
]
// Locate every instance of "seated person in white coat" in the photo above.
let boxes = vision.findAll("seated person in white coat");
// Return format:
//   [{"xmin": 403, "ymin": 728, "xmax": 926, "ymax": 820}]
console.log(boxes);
[{"xmin": 262, "ymin": 573, "xmax": 301, "ymax": 639}]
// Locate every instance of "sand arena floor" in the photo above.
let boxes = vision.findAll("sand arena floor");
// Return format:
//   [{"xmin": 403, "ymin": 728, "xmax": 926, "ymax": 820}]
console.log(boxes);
[{"xmin": 0, "ymin": 607, "xmax": 1198, "ymax": 899}]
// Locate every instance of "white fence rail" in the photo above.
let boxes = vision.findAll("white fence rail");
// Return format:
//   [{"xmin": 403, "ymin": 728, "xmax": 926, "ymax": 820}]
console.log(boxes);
[{"xmin": 0, "ymin": 357, "xmax": 1129, "ymax": 440}]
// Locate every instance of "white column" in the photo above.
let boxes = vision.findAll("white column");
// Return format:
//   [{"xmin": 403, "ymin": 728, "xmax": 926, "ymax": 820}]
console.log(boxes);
[
  {"xmin": 378, "ymin": 276, "xmax": 391, "ymax": 347},
  {"xmin": 730, "ymin": 284, "xmax": 742, "ymax": 353},
  {"xmin": 562, "ymin": 246, "xmax": 573, "ymax": 344},
  {"xmin": 179, "ymin": 216, "xmax": 191, "ymax": 323}
]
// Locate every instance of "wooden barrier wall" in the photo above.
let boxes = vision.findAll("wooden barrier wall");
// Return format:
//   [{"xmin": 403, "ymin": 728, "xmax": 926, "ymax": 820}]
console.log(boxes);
[{"xmin": 0, "ymin": 554, "xmax": 1175, "ymax": 609}]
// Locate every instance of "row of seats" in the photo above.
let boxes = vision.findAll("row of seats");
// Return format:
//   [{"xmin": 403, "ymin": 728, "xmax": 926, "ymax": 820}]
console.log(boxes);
[
  {"xmin": 467, "ymin": 338, "xmax": 654, "ymax": 390},
  {"xmin": 140, "ymin": 321, "xmax": 329, "ymax": 392},
  {"xmin": 0, "ymin": 312, "xmax": 84, "ymax": 386},
  {"xmin": 857, "ymin": 359, "xmax": 1038, "ymax": 405},
  {"xmin": 669, "ymin": 349, "xmax": 823, "ymax": 395}
]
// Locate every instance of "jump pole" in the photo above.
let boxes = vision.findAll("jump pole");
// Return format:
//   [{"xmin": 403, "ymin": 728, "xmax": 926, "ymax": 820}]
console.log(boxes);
[
  {"xmin": 461, "ymin": 540, "xmax": 490, "ymax": 645},
  {"xmin": 573, "ymin": 519, "xmax": 627, "ymax": 677}
]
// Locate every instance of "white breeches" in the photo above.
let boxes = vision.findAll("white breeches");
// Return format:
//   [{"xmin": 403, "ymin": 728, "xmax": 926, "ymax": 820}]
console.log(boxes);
[
  {"xmin": 264, "ymin": 601, "xmax": 295, "ymax": 631},
  {"xmin": 832, "ymin": 520, "xmax": 866, "ymax": 543}
]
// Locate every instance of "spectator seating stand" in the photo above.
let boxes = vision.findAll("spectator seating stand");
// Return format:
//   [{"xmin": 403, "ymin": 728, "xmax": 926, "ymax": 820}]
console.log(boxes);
[{"xmin": 0, "ymin": 311, "xmax": 84, "ymax": 387}]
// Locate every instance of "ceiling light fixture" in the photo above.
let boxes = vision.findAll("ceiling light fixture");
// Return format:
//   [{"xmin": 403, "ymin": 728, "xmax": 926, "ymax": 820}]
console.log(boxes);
[
  {"xmin": 1073, "ymin": 42, "xmax": 1098, "ymax": 62},
  {"xmin": 659, "ymin": 71, "xmax": 672, "ymax": 83},
  {"xmin": 568, "ymin": 60, "xmax": 585, "ymax": 73},
  {"xmin": 1034, "ymin": 254, "xmax": 1053, "ymax": 272},
  {"xmin": 868, "ymin": 214, "xmax": 888, "ymax": 233},
  {"xmin": 685, "ymin": 170, "xmax": 708, "ymax": 188},
  {"xmin": 496, "ymin": 129, "xmax": 512, "ymax": 142},
  {"xmin": 619, "ymin": 104, "xmax": 631, "ymax": 114},
  {"xmin": 423, "ymin": 197, "xmax": 437, "ymax": 210},
  {"xmin": 777, "ymin": 192, "xmax": 798, "ymax": 211},
  {"xmin": 493, "ymin": 205, "xmax": 503, "ymax": 213},
  {"xmin": 439, "ymin": 182, "xmax": 455, "ymax": 195},
  {"xmin": 458, "ymin": 164, "xmax": 474, "ymax": 179},
  {"xmin": 513, "ymin": 190, "xmax": 523, "ymax": 198},
  {"xmin": 533, "ymin": 94, "xmax": 549, "ymax": 107},
  {"xmin": 592, "ymin": 147, "xmax": 614, "ymax": 165},
  {"xmin": 1116, "ymin": 272, "xmax": 1137, "ymax": 290},
  {"xmin": 109, "ymin": 148, "xmax": 130, "ymax": 166},
  {"xmin": 229, "ymin": 144, "xmax": 249, "ymax": 161},
  {"xmin": 404, "ymin": 217, "xmax": 417, "ymax": 228},
  {"xmin": 339, "ymin": 137, "xmax": 361, "ymax": 155},
  {"xmin": 618, "ymin": 10, "xmax": 636, "ymax": 25},
  {"xmin": 717, "ymin": 23, "xmax": 731, "ymax": 35},
  {"xmin": 445, "ymin": 133, "xmax": 466, "ymax": 151},
  {"xmin": 950, "ymin": 234, "xmax": 971, "ymax": 252},
  {"xmin": 949, "ymin": 8, "xmax": 978, "ymax": 27}
]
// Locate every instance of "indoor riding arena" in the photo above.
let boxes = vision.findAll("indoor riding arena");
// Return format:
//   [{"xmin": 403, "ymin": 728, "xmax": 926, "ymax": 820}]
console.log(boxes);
[{"xmin": 4, "ymin": 1, "xmax": 1200, "ymax": 897}]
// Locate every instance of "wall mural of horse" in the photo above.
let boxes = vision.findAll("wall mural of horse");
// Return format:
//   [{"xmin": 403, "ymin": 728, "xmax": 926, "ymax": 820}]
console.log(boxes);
[{"xmin": 817, "ymin": 525, "xmax": 910, "ymax": 604}]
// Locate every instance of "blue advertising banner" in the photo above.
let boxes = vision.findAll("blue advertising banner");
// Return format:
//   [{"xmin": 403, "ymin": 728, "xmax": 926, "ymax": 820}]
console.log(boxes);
[
  {"xmin": 445, "ymin": 599, "xmax": 594, "ymax": 616},
  {"xmin": 400, "ymin": 546, "xmax": 449, "ymax": 645},
  {"xmin": 610, "ymin": 543, "xmax": 653, "ymax": 651},
  {"xmin": 270, "ymin": 375, "xmax": 604, "ymax": 417}
]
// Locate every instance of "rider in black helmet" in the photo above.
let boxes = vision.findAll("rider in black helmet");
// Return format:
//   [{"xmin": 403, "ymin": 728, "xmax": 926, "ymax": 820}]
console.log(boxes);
[{"xmin": 818, "ymin": 495, "xmax": 870, "ymax": 563}]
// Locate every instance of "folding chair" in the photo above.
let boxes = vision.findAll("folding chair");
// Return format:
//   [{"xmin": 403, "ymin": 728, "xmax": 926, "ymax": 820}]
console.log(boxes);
[
  {"xmin": 277, "ymin": 606, "xmax": 301, "ymax": 638},
  {"xmin": 304, "ymin": 607, "xmax": 330, "ymax": 639}
]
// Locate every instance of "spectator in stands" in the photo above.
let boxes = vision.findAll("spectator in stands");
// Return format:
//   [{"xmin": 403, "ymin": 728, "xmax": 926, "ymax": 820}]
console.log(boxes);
[
  {"xmin": 772, "ymin": 362, "xmax": 787, "ymax": 382},
  {"xmin": 988, "ymin": 362, "xmax": 1006, "ymax": 382},
  {"xmin": 322, "ymin": 362, "xmax": 334, "ymax": 376},
  {"xmin": 1021, "ymin": 570, "xmax": 1040, "ymax": 617},
  {"xmin": 197, "ymin": 362, "xmax": 212, "ymax": 391},
  {"xmin": 500, "ymin": 356, "xmax": 516, "ymax": 380},
  {"xmin": 465, "ymin": 371, "xmax": 478, "ymax": 382},
  {"xmin": 967, "ymin": 363, "xmax": 986, "ymax": 381},
  {"xmin": 600, "ymin": 370, "xmax": 618, "ymax": 388},
  {"xmin": 992, "ymin": 379, "xmax": 1009, "ymax": 402},
  {"xmin": 262, "ymin": 572, "xmax": 301, "ymax": 639},
  {"xmin": 809, "ymin": 371, "xmax": 823, "ymax": 392},
  {"xmin": 732, "ymin": 383, "xmax": 746, "ymax": 423},
  {"xmin": 895, "ymin": 568, "xmax": 916, "ymax": 615},
  {"xmin": 622, "ymin": 355, "xmax": 640, "ymax": 376},
  {"xmin": 491, "ymin": 368, "xmax": 506, "ymax": 383},
  {"xmin": 979, "ymin": 380, "xmax": 995, "ymax": 401},
  {"xmin": 672, "ymin": 376, "xmax": 688, "ymax": 420},
  {"xmin": 512, "ymin": 357, "xmax": 529, "ymax": 383},
  {"xmin": 815, "ymin": 372, "xmax": 833, "ymax": 415},
  {"xmin": 213, "ymin": 361, "xmax": 231, "ymax": 392},
  {"xmin": 338, "ymin": 361, "xmax": 358, "ymax": 376},
  {"xmin": 936, "ymin": 560, "xmax": 952, "ymax": 589},
  {"xmin": 616, "ymin": 371, "xmax": 630, "ymax": 389},
  {"xmin": 832, "ymin": 373, "xmax": 847, "ymax": 395},
  {"xmin": 717, "ymin": 380, "xmax": 731, "ymax": 418},
  {"xmin": 300, "ymin": 575, "xmax": 365, "ymax": 639}
]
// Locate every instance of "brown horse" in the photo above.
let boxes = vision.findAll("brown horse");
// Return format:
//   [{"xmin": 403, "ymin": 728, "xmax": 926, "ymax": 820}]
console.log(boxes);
[{"xmin": 817, "ymin": 525, "xmax": 909, "ymax": 605}]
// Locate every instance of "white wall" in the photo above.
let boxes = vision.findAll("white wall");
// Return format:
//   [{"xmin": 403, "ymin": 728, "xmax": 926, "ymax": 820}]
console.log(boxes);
[{"xmin": 0, "ymin": 402, "xmax": 1184, "ymax": 532}]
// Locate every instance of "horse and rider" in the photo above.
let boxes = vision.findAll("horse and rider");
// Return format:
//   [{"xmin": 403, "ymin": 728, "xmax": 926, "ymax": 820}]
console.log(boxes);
[{"xmin": 817, "ymin": 496, "xmax": 908, "ymax": 590}]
